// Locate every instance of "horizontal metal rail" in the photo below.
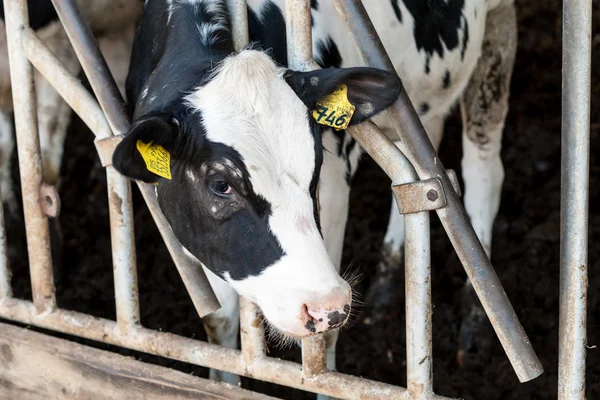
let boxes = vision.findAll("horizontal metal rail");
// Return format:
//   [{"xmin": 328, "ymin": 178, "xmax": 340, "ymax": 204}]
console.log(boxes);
[{"xmin": 0, "ymin": 298, "xmax": 459, "ymax": 400}]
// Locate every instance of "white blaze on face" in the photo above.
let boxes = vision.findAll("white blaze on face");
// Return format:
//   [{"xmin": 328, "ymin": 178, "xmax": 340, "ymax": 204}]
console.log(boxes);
[{"xmin": 185, "ymin": 50, "xmax": 349, "ymax": 336}]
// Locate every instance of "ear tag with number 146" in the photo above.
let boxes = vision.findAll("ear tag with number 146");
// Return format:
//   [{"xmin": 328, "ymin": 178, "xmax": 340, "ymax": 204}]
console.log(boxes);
[{"xmin": 312, "ymin": 84, "xmax": 355, "ymax": 130}]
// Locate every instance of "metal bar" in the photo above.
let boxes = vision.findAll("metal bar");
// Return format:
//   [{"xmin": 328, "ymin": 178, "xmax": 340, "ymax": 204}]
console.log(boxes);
[
  {"xmin": 226, "ymin": 0, "xmax": 249, "ymax": 52},
  {"xmin": 107, "ymin": 166, "xmax": 140, "ymax": 332},
  {"xmin": 285, "ymin": 0, "xmax": 330, "ymax": 375},
  {"xmin": 285, "ymin": 0, "xmax": 314, "ymax": 71},
  {"xmin": 0, "ymin": 299, "xmax": 459, "ymax": 400},
  {"xmin": 22, "ymin": 25, "xmax": 140, "ymax": 330},
  {"xmin": 333, "ymin": 0, "xmax": 543, "ymax": 383},
  {"xmin": 4, "ymin": 0, "xmax": 56, "ymax": 313},
  {"xmin": 20, "ymin": 27, "xmax": 113, "ymax": 139},
  {"xmin": 558, "ymin": 0, "xmax": 591, "ymax": 398},
  {"xmin": 49, "ymin": 0, "xmax": 129, "ymax": 136},
  {"xmin": 240, "ymin": 297, "xmax": 266, "ymax": 365},
  {"xmin": 301, "ymin": 335, "xmax": 327, "ymax": 378},
  {"xmin": 21, "ymin": 14, "xmax": 141, "ymax": 327},
  {"xmin": 50, "ymin": 0, "xmax": 220, "ymax": 316},
  {"xmin": 348, "ymin": 122, "xmax": 433, "ymax": 397}
]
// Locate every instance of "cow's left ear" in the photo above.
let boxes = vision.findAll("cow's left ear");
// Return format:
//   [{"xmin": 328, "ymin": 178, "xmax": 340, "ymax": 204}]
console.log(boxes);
[{"xmin": 285, "ymin": 67, "xmax": 402, "ymax": 127}]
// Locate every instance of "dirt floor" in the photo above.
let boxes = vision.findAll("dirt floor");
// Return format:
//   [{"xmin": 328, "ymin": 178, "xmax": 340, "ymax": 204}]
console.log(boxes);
[{"xmin": 2, "ymin": 0, "xmax": 600, "ymax": 399}]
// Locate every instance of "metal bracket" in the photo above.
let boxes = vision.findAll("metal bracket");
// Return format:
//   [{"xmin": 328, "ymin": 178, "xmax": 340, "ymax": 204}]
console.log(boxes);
[
  {"xmin": 392, "ymin": 169, "xmax": 461, "ymax": 215},
  {"xmin": 94, "ymin": 135, "xmax": 123, "ymax": 167}
]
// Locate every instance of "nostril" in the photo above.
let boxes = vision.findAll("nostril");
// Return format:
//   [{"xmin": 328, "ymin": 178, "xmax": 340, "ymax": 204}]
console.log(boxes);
[{"xmin": 302, "ymin": 304, "xmax": 318, "ymax": 333}]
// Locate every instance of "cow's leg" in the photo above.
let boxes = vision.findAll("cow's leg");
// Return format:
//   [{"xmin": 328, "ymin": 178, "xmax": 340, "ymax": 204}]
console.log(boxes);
[
  {"xmin": 363, "ymin": 116, "xmax": 445, "ymax": 319},
  {"xmin": 202, "ymin": 266, "xmax": 241, "ymax": 386},
  {"xmin": 457, "ymin": 1, "xmax": 517, "ymax": 365}
]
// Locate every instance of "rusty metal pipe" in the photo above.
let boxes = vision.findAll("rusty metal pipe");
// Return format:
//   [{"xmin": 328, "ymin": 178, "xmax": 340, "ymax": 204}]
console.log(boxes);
[
  {"xmin": 50, "ymin": 0, "xmax": 129, "ymax": 136},
  {"xmin": 284, "ymin": 0, "xmax": 330, "ymax": 375},
  {"xmin": 240, "ymin": 297, "xmax": 266, "ymax": 365},
  {"xmin": 50, "ymin": 0, "xmax": 220, "ymax": 316},
  {"xmin": 20, "ymin": 26, "xmax": 141, "ymax": 330},
  {"xmin": 558, "ymin": 0, "xmax": 591, "ymax": 398},
  {"xmin": 106, "ymin": 166, "xmax": 140, "ymax": 332},
  {"xmin": 332, "ymin": 0, "xmax": 543, "ymax": 382},
  {"xmin": 20, "ymin": 27, "xmax": 113, "ymax": 139},
  {"xmin": 0, "ymin": 298, "xmax": 463, "ymax": 400},
  {"xmin": 349, "ymin": 122, "xmax": 433, "ymax": 397},
  {"xmin": 4, "ymin": 0, "xmax": 56, "ymax": 313}
]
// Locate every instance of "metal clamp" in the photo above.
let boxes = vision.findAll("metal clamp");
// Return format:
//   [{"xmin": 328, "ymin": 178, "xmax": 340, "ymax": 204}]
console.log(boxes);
[{"xmin": 392, "ymin": 169, "xmax": 461, "ymax": 214}]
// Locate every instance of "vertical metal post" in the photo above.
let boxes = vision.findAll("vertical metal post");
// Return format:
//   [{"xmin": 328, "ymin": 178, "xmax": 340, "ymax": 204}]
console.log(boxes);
[
  {"xmin": 227, "ymin": 0, "xmax": 268, "ymax": 365},
  {"xmin": 50, "ymin": 0, "xmax": 220, "ymax": 317},
  {"xmin": 285, "ymin": 0, "xmax": 314, "ymax": 72},
  {"xmin": 106, "ymin": 166, "xmax": 140, "ymax": 332},
  {"xmin": 240, "ymin": 298, "xmax": 266, "ymax": 365},
  {"xmin": 4, "ymin": 0, "xmax": 56, "ymax": 313},
  {"xmin": 284, "ymin": 0, "xmax": 329, "ymax": 375},
  {"xmin": 348, "ymin": 122, "xmax": 433, "ymax": 398},
  {"xmin": 558, "ymin": 0, "xmax": 591, "ymax": 398},
  {"xmin": 332, "ymin": 0, "xmax": 543, "ymax": 382},
  {"xmin": 226, "ymin": 0, "xmax": 249, "ymax": 52},
  {"xmin": 404, "ymin": 214, "xmax": 433, "ymax": 398}
]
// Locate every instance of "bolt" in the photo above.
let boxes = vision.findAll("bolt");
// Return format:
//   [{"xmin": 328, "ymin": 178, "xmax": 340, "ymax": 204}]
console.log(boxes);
[{"xmin": 427, "ymin": 189, "xmax": 439, "ymax": 201}]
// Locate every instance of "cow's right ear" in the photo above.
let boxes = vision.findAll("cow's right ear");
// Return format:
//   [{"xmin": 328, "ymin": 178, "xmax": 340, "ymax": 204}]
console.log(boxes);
[{"xmin": 112, "ymin": 114, "xmax": 178, "ymax": 183}]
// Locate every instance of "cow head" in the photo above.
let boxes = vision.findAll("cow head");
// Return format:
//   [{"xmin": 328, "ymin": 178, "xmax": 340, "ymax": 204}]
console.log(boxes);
[{"xmin": 113, "ymin": 50, "xmax": 401, "ymax": 338}]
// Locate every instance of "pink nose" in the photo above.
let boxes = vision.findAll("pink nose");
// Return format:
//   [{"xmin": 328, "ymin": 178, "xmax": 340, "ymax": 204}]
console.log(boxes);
[{"xmin": 302, "ymin": 287, "xmax": 352, "ymax": 333}]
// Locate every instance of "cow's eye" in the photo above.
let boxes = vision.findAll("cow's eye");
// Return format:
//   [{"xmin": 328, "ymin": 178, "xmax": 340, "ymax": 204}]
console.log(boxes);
[{"xmin": 211, "ymin": 180, "xmax": 233, "ymax": 196}]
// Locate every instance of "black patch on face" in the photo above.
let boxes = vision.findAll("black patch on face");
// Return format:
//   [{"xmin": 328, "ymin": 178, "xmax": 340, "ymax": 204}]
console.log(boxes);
[
  {"xmin": 0, "ymin": 0, "xmax": 58, "ymax": 30},
  {"xmin": 419, "ymin": 102, "xmax": 430, "ymax": 115},
  {"xmin": 311, "ymin": 0, "xmax": 319, "ymax": 10},
  {"xmin": 158, "ymin": 134, "xmax": 286, "ymax": 281},
  {"xmin": 315, "ymin": 37, "xmax": 343, "ymax": 69},
  {"xmin": 305, "ymin": 319, "xmax": 317, "ymax": 333},
  {"xmin": 309, "ymin": 119, "xmax": 325, "ymax": 234},
  {"xmin": 443, "ymin": 70, "xmax": 452, "ymax": 89},
  {"xmin": 391, "ymin": 0, "xmax": 402, "ymax": 23},
  {"xmin": 403, "ymin": 0, "xmax": 468, "ymax": 62}
]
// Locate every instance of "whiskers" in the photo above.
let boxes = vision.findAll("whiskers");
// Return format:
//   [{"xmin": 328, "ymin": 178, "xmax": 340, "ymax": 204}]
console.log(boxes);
[
  {"xmin": 341, "ymin": 262, "xmax": 366, "ymax": 327},
  {"xmin": 264, "ymin": 319, "xmax": 300, "ymax": 350}
]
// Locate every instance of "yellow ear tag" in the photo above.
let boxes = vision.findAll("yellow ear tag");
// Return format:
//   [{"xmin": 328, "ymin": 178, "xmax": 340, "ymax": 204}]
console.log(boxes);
[
  {"xmin": 136, "ymin": 140, "xmax": 172, "ymax": 180},
  {"xmin": 312, "ymin": 84, "xmax": 355, "ymax": 130}
]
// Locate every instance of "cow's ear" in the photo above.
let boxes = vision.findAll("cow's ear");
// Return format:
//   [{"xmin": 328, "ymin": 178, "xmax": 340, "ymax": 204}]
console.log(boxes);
[
  {"xmin": 285, "ymin": 67, "xmax": 402, "ymax": 127},
  {"xmin": 112, "ymin": 114, "xmax": 179, "ymax": 183}
]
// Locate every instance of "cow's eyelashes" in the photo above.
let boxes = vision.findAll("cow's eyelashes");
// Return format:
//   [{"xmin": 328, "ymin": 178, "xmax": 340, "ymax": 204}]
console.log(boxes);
[{"xmin": 210, "ymin": 180, "xmax": 234, "ymax": 197}]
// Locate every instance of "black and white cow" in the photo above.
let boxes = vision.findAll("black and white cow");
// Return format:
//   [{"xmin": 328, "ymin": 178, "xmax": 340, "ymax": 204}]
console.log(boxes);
[
  {"xmin": 111, "ymin": 0, "xmax": 517, "ymax": 391},
  {"xmin": 0, "ymin": 0, "xmax": 517, "ymax": 395}
]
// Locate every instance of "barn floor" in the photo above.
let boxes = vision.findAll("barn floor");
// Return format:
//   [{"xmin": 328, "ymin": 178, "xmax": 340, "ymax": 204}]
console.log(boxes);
[{"xmin": 2, "ymin": 0, "xmax": 599, "ymax": 399}]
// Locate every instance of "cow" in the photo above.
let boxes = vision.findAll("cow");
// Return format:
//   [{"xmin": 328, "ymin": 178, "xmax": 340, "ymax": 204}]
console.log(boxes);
[
  {"xmin": 0, "ymin": 0, "xmax": 517, "ymax": 397},
  {"xmin": 111, "ymin": 0, "xmax": 517, "ymax": 394}
]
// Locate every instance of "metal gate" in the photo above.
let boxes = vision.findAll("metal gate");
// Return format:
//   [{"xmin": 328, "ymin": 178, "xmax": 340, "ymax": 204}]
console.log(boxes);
[{"xmin": 0, "ymin": 0, "xmax": 590, "ymax": 398}]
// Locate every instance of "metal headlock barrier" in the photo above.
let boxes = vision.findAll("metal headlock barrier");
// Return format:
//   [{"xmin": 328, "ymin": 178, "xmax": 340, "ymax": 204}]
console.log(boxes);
[{"xmin": 0, "ymin": 0, "xmax": 590, "ymax": 398}]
